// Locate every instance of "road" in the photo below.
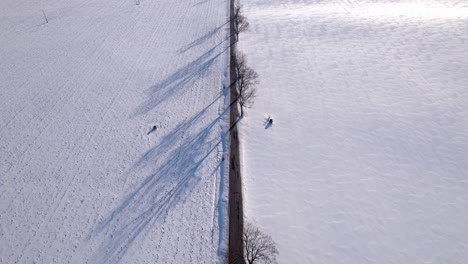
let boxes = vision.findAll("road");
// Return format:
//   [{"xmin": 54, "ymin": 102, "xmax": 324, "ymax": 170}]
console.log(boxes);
[{"xmin": 228, "ymin": 0, "xmax": 245, "ymax": 263}]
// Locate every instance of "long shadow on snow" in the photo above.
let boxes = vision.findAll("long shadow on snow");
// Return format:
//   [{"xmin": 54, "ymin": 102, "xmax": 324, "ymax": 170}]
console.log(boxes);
[
  {"xmin": 177, "ymin": 21, "xmax": 230, "ymax": 54},
  {"xmin": 131, "ymin": 39, "xmax": 230, "ymax": 118},
  {"xmin": 91, "ymin": 94, "xmax": 229, "ymax": 263}
]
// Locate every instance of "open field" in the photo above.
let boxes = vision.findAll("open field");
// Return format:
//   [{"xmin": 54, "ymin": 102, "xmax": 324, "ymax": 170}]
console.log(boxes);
[
  {"xmin": 239, "ymin": 0, "xmax": 468, "ymax": 263},
  {"xmin": 0, "ymin": 0, "xmax": 230, "ymax": 263}
]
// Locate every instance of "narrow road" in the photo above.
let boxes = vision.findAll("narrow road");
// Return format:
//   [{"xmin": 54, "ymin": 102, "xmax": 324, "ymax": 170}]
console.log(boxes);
[{"xmin": 228, "ymin": 0, "xmax": 245, "ymax": 263}]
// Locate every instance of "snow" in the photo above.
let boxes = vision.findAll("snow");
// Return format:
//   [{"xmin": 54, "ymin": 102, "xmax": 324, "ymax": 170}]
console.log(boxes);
[
  {"xmin": 0, "ymin": 0, "xmax": 230, "ymax": 263},
  {"xmin": 238, "ymin": 0, "xmax": 468, "ymax": 263}
]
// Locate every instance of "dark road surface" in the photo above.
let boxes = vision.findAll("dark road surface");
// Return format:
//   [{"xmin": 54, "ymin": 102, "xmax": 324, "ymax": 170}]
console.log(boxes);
[{"xmin": 228, "ymin": 0, "xmax": 245, "ymax": 263}]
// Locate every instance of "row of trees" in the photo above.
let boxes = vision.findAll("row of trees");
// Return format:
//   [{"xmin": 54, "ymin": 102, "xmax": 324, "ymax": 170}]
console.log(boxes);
[
  {"xmin": 233, "ymin": 0, "xmax": 258, "ymax": 118},
  {"xmin": 231, "ymin": 2, "xmax": 279, "ymax": 264}
]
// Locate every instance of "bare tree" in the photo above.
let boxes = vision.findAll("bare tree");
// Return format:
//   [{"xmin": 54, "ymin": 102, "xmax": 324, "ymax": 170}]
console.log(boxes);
[
  {"xmin": 234, "ymin": 0, "xmax": 250, "ymax": 40},
  {"xmin": 243, "ymin": 223, "xmax": 279, "ymax": 264},
  {"xmin": 234, "ymin": 51, "xmax": 258, "ymax": 118}
]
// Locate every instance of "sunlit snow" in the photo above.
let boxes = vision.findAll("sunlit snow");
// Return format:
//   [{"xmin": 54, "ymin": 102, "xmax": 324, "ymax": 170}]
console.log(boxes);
[
  {"xmin": 239, "ymin": 0, "xmax": 468, "ymax": 263},
  {"xmin": 253, "ymin": 1, "xmax": 468, "ymax": 21}
]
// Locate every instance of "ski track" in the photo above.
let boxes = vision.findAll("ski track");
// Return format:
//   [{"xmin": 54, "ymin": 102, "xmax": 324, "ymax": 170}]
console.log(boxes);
[
  {"xmin": 239, "ymin": 0, "xmax": 468, "ymax": 263},
  {"xmin": 1, "ymin": 0, "xmax": 230, "ymax": 263}
]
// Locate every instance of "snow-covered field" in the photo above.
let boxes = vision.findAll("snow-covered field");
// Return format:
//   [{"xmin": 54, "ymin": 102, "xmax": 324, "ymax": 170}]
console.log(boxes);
[
  {"xmin": 239, "ymin": 0, "xmax": 468, "ymax": 263},
  {"xmin": 0, "ymin": 0, "xmax": 230, "ymax": 263}
]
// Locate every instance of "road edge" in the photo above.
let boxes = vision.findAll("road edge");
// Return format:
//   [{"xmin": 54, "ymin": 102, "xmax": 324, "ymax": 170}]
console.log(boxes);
[{"xmin": 228, "ymin": 0, "xmax": 245, "ymax": 262}]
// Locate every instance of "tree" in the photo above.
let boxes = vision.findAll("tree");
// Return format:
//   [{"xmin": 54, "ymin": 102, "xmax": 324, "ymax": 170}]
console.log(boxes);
[
  {"xmin": 234, "ymin": 51, "xmax": 258, "ymax": 118},
  {"xmin": 233, "ymin": 0, "xmax": 250, "ymax": 40},
  {"xmin": 243, "ymin": 223, "xmax": 279, "ymax": 264}
]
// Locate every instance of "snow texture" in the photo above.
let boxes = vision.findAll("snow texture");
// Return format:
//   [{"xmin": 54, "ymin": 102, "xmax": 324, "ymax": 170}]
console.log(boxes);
[
  {"xmin": 0, "ymin": 0, "xmax": 230, "ymax": 263},
  {"xmin": 238, "ymin": 0, "xmax": 468, "ymax": 263}
]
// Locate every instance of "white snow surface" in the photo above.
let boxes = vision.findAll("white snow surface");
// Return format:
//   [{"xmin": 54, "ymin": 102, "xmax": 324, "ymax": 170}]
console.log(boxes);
[
  {"xmin": 0, "ymin": 0, "xmax": 230, "ymax": 263},
  {"xmin": 239, "ymin": 0, "xmax": 468, "ymax": 263}
]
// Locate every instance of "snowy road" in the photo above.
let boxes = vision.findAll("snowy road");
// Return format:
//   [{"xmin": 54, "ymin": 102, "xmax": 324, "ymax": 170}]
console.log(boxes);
[
  {"xmin": 1, "ymin": 0, "xmax": 229, "ymax": 263},
  {"xmin": 239, "ymin": 0, "xmax": 468, "ymax": 263}
]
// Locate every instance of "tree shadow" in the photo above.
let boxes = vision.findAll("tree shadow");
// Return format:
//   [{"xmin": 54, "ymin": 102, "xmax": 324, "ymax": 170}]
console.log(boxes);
[
  {"xmin": 90, "ymin": 95, "xmax": 230, "ymax": 263},
  {"xmin": 131, "ymin": 44, "xmax": 229, "ymax": 118},
  {"xmin": 178, "ymin": 20, "xmax": 231, "ymax": 54},
  {"xmin": 191, "ymin": 0, "xmax": 209, "ymax": 7}
]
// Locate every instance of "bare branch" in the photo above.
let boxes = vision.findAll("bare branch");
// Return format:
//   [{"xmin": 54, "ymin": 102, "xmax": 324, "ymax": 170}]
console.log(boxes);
[
  {"xmin": 237, "ymin": 14, "xmax": 250, "ymax": 34},
  {"xmin": 233, "ymin": 0, "xmax": 250, "ymax": 39},
  {"xmin": 234, "ymin": 50, "xmax": 258, "ymax": 117},
  {"xmin": 243, "ymin": 223, "xmax": 279, "ymax": 264}
]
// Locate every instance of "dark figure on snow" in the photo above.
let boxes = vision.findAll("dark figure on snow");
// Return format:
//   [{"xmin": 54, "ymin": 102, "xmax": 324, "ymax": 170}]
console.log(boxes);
[{"xmin": 269, "ymin": 118, "xmax": 273, "ymax": 125}]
